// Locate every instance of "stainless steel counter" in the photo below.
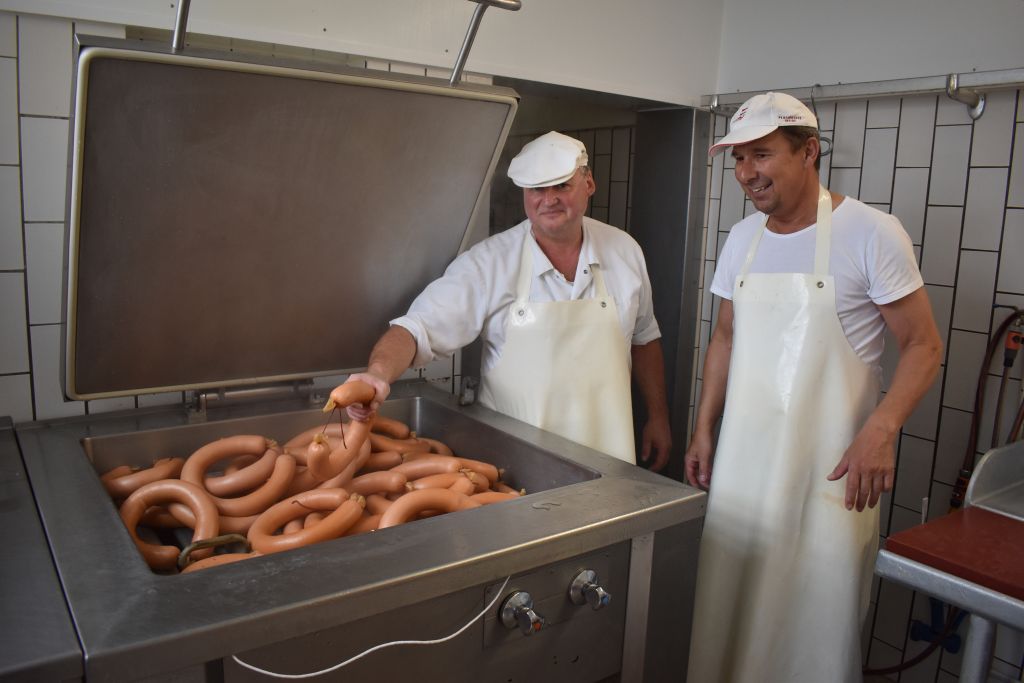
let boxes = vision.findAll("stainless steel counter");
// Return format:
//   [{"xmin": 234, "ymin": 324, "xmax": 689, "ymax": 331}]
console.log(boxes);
[
  {"xmin": 0, "ymin": 417, "xmax": 82, "ymax": 682},
  {"xmin": 14, "ymin": 383, "xmax": 705, "ymax": 682}
]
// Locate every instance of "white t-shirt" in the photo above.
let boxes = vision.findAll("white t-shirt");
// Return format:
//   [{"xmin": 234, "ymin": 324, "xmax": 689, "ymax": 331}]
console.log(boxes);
[
  {"xmin": 710, "ymin": 197, "xmax": 922, "ymax": 369},
  {"xmin": 392, "ymin": 217, "xmax": 661, "ymax": 372}
]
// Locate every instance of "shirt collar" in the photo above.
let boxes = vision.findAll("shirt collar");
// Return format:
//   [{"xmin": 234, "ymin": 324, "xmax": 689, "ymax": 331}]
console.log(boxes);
[{"xmin": 528, "ymin": 218, "xmax": 599, "ymax": 279}]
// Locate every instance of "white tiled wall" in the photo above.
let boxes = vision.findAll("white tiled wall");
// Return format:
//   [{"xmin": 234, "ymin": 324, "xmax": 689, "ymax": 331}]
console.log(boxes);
[
  {"xmin": 0, "ymin": 10, "xmax": 491, "ymax": 422},
  {"xmin": 698, "ymin": 89, "xmax": 1024, "ymax": 681}
]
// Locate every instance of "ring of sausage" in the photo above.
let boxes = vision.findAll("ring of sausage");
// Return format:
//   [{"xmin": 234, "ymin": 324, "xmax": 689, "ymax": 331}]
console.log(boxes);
[
  {"xmin": 180, "ymin": 551, "xmax": 260, "ymax": 574},
  {"xmin": 204, "ymin": 448, "xmax": 277, "ymax": 497},
  {"xmin": 377, "ymin": 488, "xmax": 481, "ymax": 529},
  {"xmin": 391, "ymin": 455, "xmax": 462, "ymax": 480},
  {"xmin": 101, "ymin": 457, "xmax": 185, "ymax": 499},
  {"xmin": 119, "ymin": 479, "xmax": 219, "ymax": 571},
  {"xmin": 248, "ymin": 488, "xmax": 365, "ymax": 555},
  {"xmin": 369, "ymin": 415, "xmax": 411, "ymax": 440},
  {"xmin": 182, "ymin": 439, "xmax": 297, "ymax": 517},
  {"xmin": 369, "ymin": 432, "xmax": 431, "ymax": 455},
  {"xmin": 167, "ymin": 502, "xmax": 261, "ymax": 535},
  {"xmin": 348, "ymin": 470, "xmax": 408, "ymax": 496}
]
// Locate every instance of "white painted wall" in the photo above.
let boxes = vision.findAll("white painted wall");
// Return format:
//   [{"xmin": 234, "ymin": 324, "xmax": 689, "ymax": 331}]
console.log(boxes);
[
  {"xmin": 0, "ymin": 0, "xmax": 724, "ymax": 106},
  {"xmin": 716, "ymin": 0, "xmax": 1024, "ymax": 93}
]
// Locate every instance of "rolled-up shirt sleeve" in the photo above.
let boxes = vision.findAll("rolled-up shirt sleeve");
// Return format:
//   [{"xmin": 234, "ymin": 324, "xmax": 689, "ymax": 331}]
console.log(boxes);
[{"xmin": 390, "ymin": 242, "xmax": 502, "ymax": 369}]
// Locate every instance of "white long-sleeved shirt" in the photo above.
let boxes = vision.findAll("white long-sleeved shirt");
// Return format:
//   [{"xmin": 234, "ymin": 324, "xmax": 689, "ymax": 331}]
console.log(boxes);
[{"xmin": 392, "ymin": 217, "xmax": 661, "ymax": 372}]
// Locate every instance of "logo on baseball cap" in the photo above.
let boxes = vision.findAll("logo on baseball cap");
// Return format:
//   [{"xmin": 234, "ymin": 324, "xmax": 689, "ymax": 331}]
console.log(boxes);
[{"xmin": 709, "ymin": 92, "xmax": 818, "ymax": 155}]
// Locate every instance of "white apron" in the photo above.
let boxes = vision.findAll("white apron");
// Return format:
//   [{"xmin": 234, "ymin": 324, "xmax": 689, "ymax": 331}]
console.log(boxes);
[
  {"xmin": 687, "ymin": 188, "xmax": 880, "ymax": 683},
  {"xmin": 477, "ymin": 234, "xmax": 636, "ymax": 463}
]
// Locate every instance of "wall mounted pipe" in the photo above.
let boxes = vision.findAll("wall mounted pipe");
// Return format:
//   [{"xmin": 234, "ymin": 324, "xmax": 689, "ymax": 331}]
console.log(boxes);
[
  {"xmin": 704, "ymin": 67, "xmax": 1024, "ymax": 118},
  {"xmin": 945, "ymin": 73, "xmax": 986, "ymax": 120},
  {"xmin": 449, "ymin": 0, "xmax": 522, "ymax": 87}
]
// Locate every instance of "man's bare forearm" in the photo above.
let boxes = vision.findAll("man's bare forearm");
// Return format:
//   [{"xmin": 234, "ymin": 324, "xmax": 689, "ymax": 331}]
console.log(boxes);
[
  {"xmin": 631, "ymin": 339, "xmax": 669, "ymax": 421},
  {"xmin": 366, "ymin": 325, "xmax": 418, "ymax": 383}
]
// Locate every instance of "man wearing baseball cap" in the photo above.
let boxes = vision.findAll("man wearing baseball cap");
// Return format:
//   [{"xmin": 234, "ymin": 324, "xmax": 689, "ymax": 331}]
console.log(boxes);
[
  {"xmin": 686, "ymin": 92, "xmax": 942, "ymax": 681},
  {"xmin": 333, "ymin": 131, "xmax": 672, "ymax": 470}
]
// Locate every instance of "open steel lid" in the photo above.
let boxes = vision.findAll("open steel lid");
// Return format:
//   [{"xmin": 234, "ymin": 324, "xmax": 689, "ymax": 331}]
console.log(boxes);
[{"xmin": 63, "ymin": 37, "xmax": 518, "ymax": 400}]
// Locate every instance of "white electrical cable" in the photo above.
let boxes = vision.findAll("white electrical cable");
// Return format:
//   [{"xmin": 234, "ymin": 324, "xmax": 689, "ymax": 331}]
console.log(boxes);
[{"xmin": 231, "ymin": 575, "xmax": 511, "ymax": 679}]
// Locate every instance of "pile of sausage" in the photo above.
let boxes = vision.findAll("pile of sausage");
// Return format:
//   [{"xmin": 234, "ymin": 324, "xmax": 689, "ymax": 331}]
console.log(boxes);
[{"xmin": 101, "ymin": 382, "xmax": 523, "ymax": 574}]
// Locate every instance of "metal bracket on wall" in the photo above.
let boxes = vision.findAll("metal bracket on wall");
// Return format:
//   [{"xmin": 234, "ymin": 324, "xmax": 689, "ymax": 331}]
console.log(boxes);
[
  {"xmin": 945, "ymin": 73, "xmax": 986, "ymax": 120},
  {"xmin": 172, "ymin": 0, "xmax": 191, "ymax": 52},
  {"xmin": 449, "ymin": 0, "xmax": 522, "ymax": 87}
]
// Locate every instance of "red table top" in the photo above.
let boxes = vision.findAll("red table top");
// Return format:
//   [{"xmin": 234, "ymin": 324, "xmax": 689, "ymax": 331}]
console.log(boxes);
[{"xmin": 884, "ymin": 506, "xmax": 1024, "ymax": 602}]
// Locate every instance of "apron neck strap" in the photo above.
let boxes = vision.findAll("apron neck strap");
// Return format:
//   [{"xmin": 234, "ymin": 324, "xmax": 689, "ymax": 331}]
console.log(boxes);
[
  {"xmin": 739, "ymin": 186, "xmax": 833, "ymax": 279},
  {"xmin": 516, "ymin": 235, "xmax": 535, "ymax": 301}
]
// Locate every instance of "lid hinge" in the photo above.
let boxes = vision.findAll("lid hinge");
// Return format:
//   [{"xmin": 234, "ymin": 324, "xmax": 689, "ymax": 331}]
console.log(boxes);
[{"xmin": 188, "ymin": 380, "xmax": 323, "ymax": 422}]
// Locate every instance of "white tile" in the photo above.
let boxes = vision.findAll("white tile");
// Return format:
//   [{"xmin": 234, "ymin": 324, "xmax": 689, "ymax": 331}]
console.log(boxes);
[
  {"xmin": 963, "ymin": 167, "xmax": 1009, "ymax": 251},
  {"xmin": 706, "ymin": 197, "xmax": 720, "ymax": 233},
  {"xmin": 995, "ymin": 621, "xmax": 1024, "ymax": 670},
  {"xmin": 20, "ymin": 117, "xmax": 68, "ymax": 222},
  {"xmin": 952, "ymin": 250, "xmax": 998, "ymax": 332},
  {"xmin": 30, "ymin": 323, "xmax": 84, "ymax": 420},
  {"xmin": 0, "ymin": 165, "xmax": 22, "ymax": 269},
  {"xmin": 934, "ymin": 406, "xmax": 972, "ymax": 484},
  {"xmin": 714, "ymin": 113, "xmax": 726, "ymax": 137},
  {"xmin": 830, "ymin": 100, "xmax": 866, "ymax": 168},
  {"xmin": 936, "ymin": 93, "xmax": 976, "ymax": 125},
  {"xmin": 894, "ymin": 434, "xmax": 934, "ymax": 511},
  {"xmin": 72, "ymin": 21, "xmax": 126, "ymax": 40},
  {"xmin": 829, "ymin": 167, "xmax": 861, "ymax": 199},
  {"xmin": 718, "ymin": 173, "xmax": 746, "ymax": 231},
  {"xmin": 997, "ymin": 209, "xmax": 1024, "ymax": 293},
  {"xmin": 865, "ymin": 635, "xmax": 903, "ymax": 672},
  {"xmin": 889, "ymin": 503, "xmax": 922, "ymax": 535},
  {"xmin": 137, "ymin": 391, "xmax": 184, "ymax": 408},
  {"xmin": 942, "ymin": 329, "xmax": 988, "ymax": 412},
  {"xmin": 0, "ymin": 272, "xmax": 28, "ymax": 373},
  {"xmin": 365, "ymin": 58, "xmax": 388, "ymax": 72},
  {"xmin": 971, "ymin": 90, "xmax": 1017, "ymax": 167},
  {"xmin": 872, "ymin": 578, "xmax": 914, "ymax": 647},
  {"xmin": 0, "ymin": 12, "xmax": 16, "ymax": 57},
  {"xmin": 424, "ymin": 66, "xmax": 451, "ymax": 80},
  {"xmin": 462, "ymin": 72, "xmax": 492, "ymax": 85},
  {"xmin": 920, "ymin": 206, "xmax": 962, "ymax": 285},
  {"xmin": 0, "ymin": 373, "xmax": 32, "ymax": 423},
  {"xmin": 926, "ymin": 481, "xmax": 952, "ymax": 522},
  {"xmin": 388, "ymin": 61, "xmax": 425, "ymax": 76},
  {"xmin": 977, "ymin": 375, "xmax": 1021, "ymax": 451},
  {"xmin": 86, "ymin": 396, "xmax": 135, "ymax": 413},
  {"xmin": 860, "ymin": 128, "xmax": 897, "ymax": 204},
  {"xmin": 1009, "ymin": 123, "xmax": 1024, "ymax": 208},
  {"xmin": 897, "ymin": 95, "xmax": 937, "ymax": 168},
  {"xmin": 925, "ymin": 284, "xmax": 954, "ymax": 351},
  {"xmin": 891, "ymin": 168, "xmax": 929, "ymax": 245},
  {"xmin": 902, "ymin": 365, "xmax": 943, "ymax": 441},
  {"xmin": 611, "ymin": 128, "xmax": 630, "ymax": 182},
  {"xmin": 25, "ymin": 222, "xmax": 63, "ymax": 325},
  {"xmin": 814, "ymin": 100, "xmax": 836, "ymax": 131},
  {"xmin": 18, "ymin": 15, "xmax": 72, "ymax": 118},
  {"xmin": 710, "ymin": 151, "xmax": 724, "ymax": 199},
  {"xmin": 928, "ymin": 125, "xmax": 972, "ymax": 205},
  {"xmin": 0, "ymin": 57, "xmax": 17, "ymax": 164},
  {"xmin": 701, "ymin": 261, "xmax": 714, "ymax": 321},
  {"xmin": 867, "ymin": 98, "xmax": 901, "ymax": 129}
]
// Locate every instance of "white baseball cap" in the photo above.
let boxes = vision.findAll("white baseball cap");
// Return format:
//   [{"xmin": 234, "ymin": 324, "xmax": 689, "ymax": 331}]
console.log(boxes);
[
  {"xmin": 709, "ymin": 92, "xmax": 818, "ymax": 155},
  {"xmin": 507, "ymin": 131, "xmax": 589, "ymax": 188}
]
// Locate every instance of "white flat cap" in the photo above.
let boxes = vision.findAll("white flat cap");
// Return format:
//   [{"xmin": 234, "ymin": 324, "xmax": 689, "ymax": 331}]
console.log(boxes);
[{"xmin": 507, "ymin": 131, "xmax": 589, "ymax": 188}]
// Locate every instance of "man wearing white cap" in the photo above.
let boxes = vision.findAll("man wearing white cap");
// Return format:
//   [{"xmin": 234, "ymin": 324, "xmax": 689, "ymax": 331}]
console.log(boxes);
[
  {"xmin": 685, "ymin": 92, "xmax": 941, "ymax": 681},
  {"xmin": 333, "ymin": 131, "xmax": 671, "ymax": 470}
]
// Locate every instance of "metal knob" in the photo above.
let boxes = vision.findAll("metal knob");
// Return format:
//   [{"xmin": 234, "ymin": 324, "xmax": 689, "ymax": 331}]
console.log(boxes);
[
  {"xmin": 569, "ymin": 569, "xmax": 611, "ymax": 610},
  {"xmin": 500, "ymin": 591, "xmax": 545, "ymax": 635}
]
